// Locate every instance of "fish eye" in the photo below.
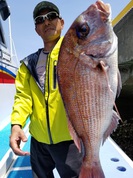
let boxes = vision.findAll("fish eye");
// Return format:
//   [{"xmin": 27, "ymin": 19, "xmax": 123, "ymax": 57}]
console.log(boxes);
[{"xmin": 76, "ymin": 23, "xmax": 90, "ymax": 39}]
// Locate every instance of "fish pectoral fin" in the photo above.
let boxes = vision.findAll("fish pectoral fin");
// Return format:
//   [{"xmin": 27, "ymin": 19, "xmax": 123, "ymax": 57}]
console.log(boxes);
[
  {"xmin": 68, "ymin": 120, "xmax": 82, "ymax": 153},
  {"xmin": 102, "ymin": 110, "xmax": 120, "ymax": 145}
]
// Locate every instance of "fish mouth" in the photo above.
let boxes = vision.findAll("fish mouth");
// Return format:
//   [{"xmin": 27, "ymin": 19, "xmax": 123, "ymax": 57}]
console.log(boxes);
[{"xmin": 94, "ymin": 0, "xmax": 111, "ymax": 21}]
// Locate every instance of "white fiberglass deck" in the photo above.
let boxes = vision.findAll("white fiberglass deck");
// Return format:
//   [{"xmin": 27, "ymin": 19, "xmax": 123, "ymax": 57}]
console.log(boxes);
[{"xmin": 3, "ymin": 134, "xmax": 133, "ymax": 178}]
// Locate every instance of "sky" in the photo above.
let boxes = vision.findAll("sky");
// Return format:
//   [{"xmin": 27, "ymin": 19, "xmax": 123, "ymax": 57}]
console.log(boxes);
[{"xmin": 2, "ymin": 0, "xmax": 131, "ymax": 61}]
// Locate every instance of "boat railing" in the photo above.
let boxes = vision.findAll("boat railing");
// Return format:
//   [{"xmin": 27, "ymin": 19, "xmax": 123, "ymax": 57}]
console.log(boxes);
[{"xmin": 0, "ymin": 60, "xmax": 18, "ymax": 69}]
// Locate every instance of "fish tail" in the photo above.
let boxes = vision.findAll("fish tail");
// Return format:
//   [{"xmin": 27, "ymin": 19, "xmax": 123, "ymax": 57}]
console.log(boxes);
[{"xmin": 79, "ymin": 163, "xmax": 105, "ymax": 178}]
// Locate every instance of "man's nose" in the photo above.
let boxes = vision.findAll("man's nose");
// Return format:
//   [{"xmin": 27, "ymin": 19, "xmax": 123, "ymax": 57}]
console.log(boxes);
[{"xmin": 43, "ymin": 18, "xmax": 50, "ymax": 25}]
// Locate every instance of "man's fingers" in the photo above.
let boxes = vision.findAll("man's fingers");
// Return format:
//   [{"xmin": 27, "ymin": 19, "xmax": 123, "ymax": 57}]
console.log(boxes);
[
  {"xmin": 10, "ymin": 139, "xmax": 30, "ymax": 156},
  {"xmin": 21, "ymin": 135, "xmax": 28, "ymax": 142},
  {"xmin": 10, "ymin": 125, "xmax": 30, "ymax": 156},
  {"xmin": 13, "ymin": 147, "xmax": 30, "ymax": 156},
  {"xmin": 10, "ymin": 136, "xmax": 30, "ymax": 156}
]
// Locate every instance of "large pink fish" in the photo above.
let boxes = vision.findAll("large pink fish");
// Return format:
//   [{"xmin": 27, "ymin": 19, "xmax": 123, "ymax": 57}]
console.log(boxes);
[{"xmin": 57, "ymin": 0, "xmax": 122, "ymax": 177}]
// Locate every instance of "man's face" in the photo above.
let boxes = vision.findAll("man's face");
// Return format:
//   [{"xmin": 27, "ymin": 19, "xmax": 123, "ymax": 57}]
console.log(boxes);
[{"xmin": 35, "ymin": 10, "xmax": 64, "ymax": 43}]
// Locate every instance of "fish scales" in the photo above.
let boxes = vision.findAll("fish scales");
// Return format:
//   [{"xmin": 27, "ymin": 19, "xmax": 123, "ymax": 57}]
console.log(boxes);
[
  {"xmin": 57, "ymin": 0, "xmax": 121, "ymax": 177},
  {"xmin": 74, "ymin": 64, "xmax": 111, "ymax": 141}
]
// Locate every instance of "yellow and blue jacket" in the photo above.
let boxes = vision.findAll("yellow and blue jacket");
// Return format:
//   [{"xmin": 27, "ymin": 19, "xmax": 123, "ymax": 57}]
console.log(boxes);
[{"xmin": 11, "ymin": 37, "xmax": 72, "ymax": 144}]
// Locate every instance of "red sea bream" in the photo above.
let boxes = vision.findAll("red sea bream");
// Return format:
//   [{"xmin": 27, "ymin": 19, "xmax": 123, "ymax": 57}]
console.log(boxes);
[{"xmin": 57, "ymin": 0, "xmax": 122, "ymax": 177}]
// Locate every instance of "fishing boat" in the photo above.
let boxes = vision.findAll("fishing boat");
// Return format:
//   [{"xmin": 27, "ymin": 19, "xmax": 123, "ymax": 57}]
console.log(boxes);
[
  {"xmin": 0, "ymin": 0, "xmax": 19, "ymax": 129},
  {"xmin": 0, "ymin": 1, "xmax": 19, "ymax": 177}
]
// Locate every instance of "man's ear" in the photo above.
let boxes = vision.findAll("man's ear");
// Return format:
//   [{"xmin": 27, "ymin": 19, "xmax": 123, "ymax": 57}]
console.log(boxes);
[{"xmin": 60, "ymin": 19, "xmax": 64, "ymax": 30}]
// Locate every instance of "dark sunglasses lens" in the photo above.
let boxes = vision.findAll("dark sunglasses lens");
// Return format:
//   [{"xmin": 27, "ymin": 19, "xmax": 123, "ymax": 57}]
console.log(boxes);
[
  {"xmin": 47, "ymin": 13, "xmax": 58, "ymax": 20},
  {"xmin": 35, "ymin": 12, "xmax": 59, "ymax": 24},
  {"xmin": 35, "ymin": 16, "xmax": 44, "ymax": 24}
]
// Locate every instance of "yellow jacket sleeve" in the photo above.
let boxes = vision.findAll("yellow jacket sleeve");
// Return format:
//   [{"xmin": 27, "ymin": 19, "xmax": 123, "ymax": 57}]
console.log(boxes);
[{"xmin": 11, "ymin": 63, "xmax": 32, "ymax": 127}]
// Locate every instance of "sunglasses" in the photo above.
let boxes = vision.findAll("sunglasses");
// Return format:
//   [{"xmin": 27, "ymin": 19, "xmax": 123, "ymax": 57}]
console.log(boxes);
[{"xmin": 34, "ymin": 11, "xmax": 61, "ymax": 25}]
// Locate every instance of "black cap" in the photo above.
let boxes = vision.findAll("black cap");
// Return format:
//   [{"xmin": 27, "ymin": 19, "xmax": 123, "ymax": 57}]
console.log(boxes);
[{"xmin": 33, "ymin": 1, "xmax": 60, "ymax": 19}]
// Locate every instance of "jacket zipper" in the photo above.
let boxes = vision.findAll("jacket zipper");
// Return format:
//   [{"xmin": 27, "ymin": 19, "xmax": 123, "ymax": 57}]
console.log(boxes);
[
  {"xmin": 46, "ymin": 100, "xmax": 53, "ymax": 144},
  {"xmin": 23, "ymin": 51, "xmax": 53, "ymax": 144},
  {"xmin": 45, "ymin": 54, "xmax": 53, "ymax": 144}
]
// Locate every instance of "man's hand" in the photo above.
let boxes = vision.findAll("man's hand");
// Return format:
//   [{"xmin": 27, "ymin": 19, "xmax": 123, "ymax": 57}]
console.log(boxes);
[{"xmin": 10, "ymin": 125, "xmax": 30, "ymax": 156}]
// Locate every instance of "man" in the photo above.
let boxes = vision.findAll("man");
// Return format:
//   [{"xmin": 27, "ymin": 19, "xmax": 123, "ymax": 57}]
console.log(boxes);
[{"xmin": 9, "ymin": 1, "xmax": 83, "ymax": 178}]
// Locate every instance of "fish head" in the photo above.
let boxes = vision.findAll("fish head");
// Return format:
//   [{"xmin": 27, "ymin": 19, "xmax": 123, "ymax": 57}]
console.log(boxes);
[
  {"xmin": 76, "ymin": 0, "xmax": 111, "ymax": 39},
  {"xmin": 60, "ymin": 0, "xmax": 117, "ymax": 67}
]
